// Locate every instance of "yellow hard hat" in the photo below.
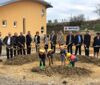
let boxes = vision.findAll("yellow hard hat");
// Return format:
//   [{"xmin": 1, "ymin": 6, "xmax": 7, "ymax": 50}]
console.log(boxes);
[
  {"xmin": 48, "ymin": 49, "xmax": 52, "ymax": 52},
  {"xmin": 66, "ymin": 53, "xmax": 71, "ymax": 57},
  {"xmin": 39, "ymin": 49, "xmax": 45, "ymax": 53}
]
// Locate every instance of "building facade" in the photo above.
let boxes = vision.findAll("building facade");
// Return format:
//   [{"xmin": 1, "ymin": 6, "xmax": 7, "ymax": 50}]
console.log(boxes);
[{"xmin": 0, "ymin": 0, "xmax": 52, "ymax": 37}]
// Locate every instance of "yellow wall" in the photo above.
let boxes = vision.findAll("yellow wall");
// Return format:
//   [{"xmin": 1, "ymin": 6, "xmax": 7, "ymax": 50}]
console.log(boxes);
[{"xmin": 0, "ymin": 1, "xmax": 47, "ymax": 37}]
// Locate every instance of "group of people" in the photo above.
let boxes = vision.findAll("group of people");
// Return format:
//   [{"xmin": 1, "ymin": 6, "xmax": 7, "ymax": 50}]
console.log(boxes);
[
  {"xmin": 0, "ymin": 31, "xmax": 32, "ymax": 59},
  {"xmin": 0, "ymin": 30, "xmax": 100, "ymax": 60},
  {"xmin": 49, "ymin": 31, "xmax": 100, "ymax": 58}
]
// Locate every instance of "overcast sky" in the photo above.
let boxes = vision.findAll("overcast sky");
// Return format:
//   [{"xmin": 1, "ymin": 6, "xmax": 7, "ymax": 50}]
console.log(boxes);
[{"xmin": 0, "ymin": 0, "xmax": 100, "ymax": 22}]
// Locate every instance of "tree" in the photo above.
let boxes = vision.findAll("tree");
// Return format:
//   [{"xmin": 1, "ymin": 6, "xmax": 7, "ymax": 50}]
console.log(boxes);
[
  {"xmin": 69, "ymin": 14, "xmax": 85, "ymax": 26},
  {"xmin": 95, "ymin": 4, "xmax": 100, "ymax": 18},
  {"xmin": 48, "ymin": 20, "xmax": 52, "ymax": 24},
  {"xmin": 54, "ymin": 19, "xmax": 58, "ymax": 24}
]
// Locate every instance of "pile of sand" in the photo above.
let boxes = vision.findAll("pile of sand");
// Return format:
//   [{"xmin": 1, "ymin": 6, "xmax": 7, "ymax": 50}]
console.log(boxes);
[
  {"xmin": 32, "ymin": 66, "xmax": 92, "ymax": 77},
  {"xmin": 4, "ymin": 54, "xmax": 100, "ymax": 66},
  {"xmin": 78, "ymin": 55, "xmax": 100, "ymax": 66},
  {"xmin": 4, "ymin": 54, "xmax": 38, "ymax": 65}
]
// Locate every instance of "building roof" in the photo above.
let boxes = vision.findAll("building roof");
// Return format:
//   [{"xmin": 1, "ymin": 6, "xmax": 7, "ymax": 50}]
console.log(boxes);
[{"xmin": 0, "ymin": 0, "xmax": 53, "ymax": 8}]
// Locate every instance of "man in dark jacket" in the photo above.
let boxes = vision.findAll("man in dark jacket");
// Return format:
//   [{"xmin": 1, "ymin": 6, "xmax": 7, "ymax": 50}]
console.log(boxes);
[
  {"xmin": 26, "ymin": 31, "xmax": 32, "ymax": 54},
  {"xmin": 0, "ymin": 32, "xmax": 3, "ymax": 56},
  {"xmin": 50, "ymin": 31, "xmax": 57, "ymax": 53},
  {"xmin": 13, "ymin": 32, "xmax": 19, "ymax": 56},
  {"xmin": 3, "ymin": 33, "xmax": 13, "ymax": 59},
  {"xmin": 84, "ymin": 31, "xmax": 91, "ymax": 56},
  {"xmin": 66, "ymin": 31, "xmax": 74, "ymax": 54},
  {"xmin": 18, "ymin": 32, "xmax": 26, "ymax": 55},
  {"xmin": 74, "ymin": 32, "xmax": 83, "ymax": 55},
  {"xmin": 34, "ymin": 31, "xmax": 40, "ymax": 52}
]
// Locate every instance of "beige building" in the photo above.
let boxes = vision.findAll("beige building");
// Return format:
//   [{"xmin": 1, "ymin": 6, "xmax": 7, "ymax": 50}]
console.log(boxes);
[{"xmin": 0, "ymin": 0, "xmax": 52, "ymax": 37}]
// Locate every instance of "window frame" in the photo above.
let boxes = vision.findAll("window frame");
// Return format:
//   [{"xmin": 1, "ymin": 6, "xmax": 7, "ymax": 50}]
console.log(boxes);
[
  {"xmin": 2, "ymin": 20, "xmax": 7, "ymax": 27},
  {"xmin": 13, "ymin": 21, "xmax": 17, "ymax": 28},
  {"xmin": 41, "ymin": 9, "xmax": 45, "ymax": 17}
]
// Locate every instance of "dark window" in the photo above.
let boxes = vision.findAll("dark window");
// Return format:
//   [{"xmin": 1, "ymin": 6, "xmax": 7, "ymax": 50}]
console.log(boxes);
[
  {"xmin": 14, "ymin": 21, "xmax": 17, "ymax": 27},
  {"xmin": 2, "ymin": 20, "xmax": 7, "ymax": 27},
  {"xmin": 41, "ymin": 27, "xmax": 44, "ymax": 33}
]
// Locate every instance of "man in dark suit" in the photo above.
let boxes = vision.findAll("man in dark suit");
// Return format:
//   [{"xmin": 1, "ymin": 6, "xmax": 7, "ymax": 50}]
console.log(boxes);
[
  {"xmin": 34, "ymin": 31, "xmax": 40, "ymax": 52},
  {"xmin": 84, "ymin": 31, "xmax": 91, "ymax": 56},
  {"xmin": 3, "ymin": 33, "xmax": 13, "ymax": 59},
  {"xmin": 74, "ymin": 32, "xmax": 83, "ymax": 55},
  {"xmin": 50, "ymin": 31, "xmax": 57, "ymax": 53},
  {"xmin": 66, "ymin": 31, "xmax": 74, "ymax": 54},
  {"xmin": 13, "ymin": 32, "xmax": 19, "ymax": 56},
  {"xmin": 0, "ymin": 32, "xmax": 3, "ymax": 56},
  {"xmin": 18, "ymin": 32, "xmax": 26, "ymax": 55},
  {"xmin": 26, "ymin": 31, "xmax": 32, "ymax": 54}
]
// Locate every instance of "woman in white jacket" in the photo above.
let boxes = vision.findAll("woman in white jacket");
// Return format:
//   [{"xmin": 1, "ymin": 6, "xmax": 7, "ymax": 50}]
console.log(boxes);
[{"xmin": 57, "ymin": 31, "xmax": 65, "ymax": 47}]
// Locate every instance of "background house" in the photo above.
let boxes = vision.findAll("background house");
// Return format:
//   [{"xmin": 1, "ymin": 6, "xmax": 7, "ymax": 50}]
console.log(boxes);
[{"xmin": 0, "ymin": 0, "xmax": 52, "ymax": 37}]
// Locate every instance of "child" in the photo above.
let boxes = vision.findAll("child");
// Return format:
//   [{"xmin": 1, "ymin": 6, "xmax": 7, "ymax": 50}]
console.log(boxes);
[
  {"xmin": 39, "ymin": 49, "xmax": 46, "ymax": 69},
  {"xmin": 60, "ymin": 45, "xmax": 66, "ymax": 66},
  {"xmin": 47, "ymin": 49, "xmax": 54, "ymax": 66},
  {"xmin": 70, "ymin": 54, "xmax": 77, "ymax": 67},
  {"xmin": 66, "ymin": 53, "xmax": 78, "ymax": 67}
]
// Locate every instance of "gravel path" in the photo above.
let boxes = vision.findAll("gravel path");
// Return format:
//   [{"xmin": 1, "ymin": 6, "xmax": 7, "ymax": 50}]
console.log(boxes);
[{"xmin": 0, "ymin": 75, "xmax": 43, "ymax": 85}]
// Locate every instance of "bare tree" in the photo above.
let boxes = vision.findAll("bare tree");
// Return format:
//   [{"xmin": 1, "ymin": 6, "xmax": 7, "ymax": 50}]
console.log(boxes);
[
  {"xmin": 95, "ymin": 4, "xmax": 100, "ymax": 18},
  {"xmin": 69, "ymin": 14, "xmax": 85, "ymax": 26}
]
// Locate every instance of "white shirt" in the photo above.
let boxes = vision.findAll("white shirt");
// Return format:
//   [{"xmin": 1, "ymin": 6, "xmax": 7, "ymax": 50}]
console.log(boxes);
[
  {"xmin": 7, "ymin": 37, "xmax": 11, "ymax": 45},
  {"xmin": 40, "ymin": 33, "xmax": 45, "ymax": 42},
  {"xmin": 35, "ymin": 36, "xmax": 38, "ymax": 44},
  {"xmin": 44, "ymin": 37, "xmax": 49, "ymax": 45}
]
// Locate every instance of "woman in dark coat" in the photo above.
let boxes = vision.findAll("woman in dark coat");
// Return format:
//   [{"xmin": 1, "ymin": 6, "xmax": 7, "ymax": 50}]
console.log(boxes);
[{"xmin": 93, "ymin": 33, "xmax": 100, "ymax": 58}]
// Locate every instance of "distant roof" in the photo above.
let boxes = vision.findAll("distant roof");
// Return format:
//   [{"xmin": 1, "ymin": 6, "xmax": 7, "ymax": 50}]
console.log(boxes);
[{"xmin": 0, "ymin": 0, "xmax": 53, "ymax": 8}]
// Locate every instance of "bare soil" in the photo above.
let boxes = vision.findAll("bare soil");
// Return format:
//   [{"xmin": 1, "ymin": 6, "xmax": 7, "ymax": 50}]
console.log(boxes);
[{"xmin": 0, "ymin": 54, "xmax": 100, "ymax": 85}]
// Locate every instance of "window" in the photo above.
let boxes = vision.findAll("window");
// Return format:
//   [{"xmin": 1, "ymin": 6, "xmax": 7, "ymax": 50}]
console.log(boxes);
[
  {"xmin": 2, "ymin": 20, "xmax": 7, "ymax": 27},
  {"xmin": 41, "ymin": 9, "xmax": 45, "ymax": 17},
  {"xmin": 41, "ymin": 27, "xmax": 44, "ymax": 33},
  {"xmin": 13, "ymin": 21, "xmax": 17, "ymax": 28}
]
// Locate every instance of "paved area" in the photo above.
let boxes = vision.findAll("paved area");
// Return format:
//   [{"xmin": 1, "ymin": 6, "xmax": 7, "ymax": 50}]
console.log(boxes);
[{"xmin": 0, "ymin": 75, "xmax": 43, "ymax": 85}]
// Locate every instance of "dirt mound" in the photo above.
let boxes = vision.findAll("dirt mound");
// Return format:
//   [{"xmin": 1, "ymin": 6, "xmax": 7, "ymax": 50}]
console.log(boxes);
[
  {"xmin": 78, "ymin": 56, "xmax": 100, "ymax": 66},
  {"xmin": 32, "ymin": 66, "xmax": 92, "ymax": 77},
  {"xmin": 3, "ymin": 54, "xmax": 100, "ymax": 66},
  {"xmin": 54, "ymin": 54, "xmax": 100, "ymax": 66},
  {"xmin": 4, "ymin": 54, "xmax": 38, "ymax": 65}
]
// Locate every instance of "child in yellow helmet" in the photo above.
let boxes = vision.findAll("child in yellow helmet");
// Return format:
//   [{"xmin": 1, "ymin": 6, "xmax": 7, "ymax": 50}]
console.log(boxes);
[{"xmin": 39, "ymin": 49, "xmax": 46, "ymax": 69}]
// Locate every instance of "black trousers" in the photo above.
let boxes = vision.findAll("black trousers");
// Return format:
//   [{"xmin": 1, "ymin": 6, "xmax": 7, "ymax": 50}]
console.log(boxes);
[
  {"xmin": 67, "ymin": 45, "xmax": 73, "ymax": 54},
  {"xmin": 84, "ymin": 46, "xmax": 90, "ymax": 56},
  {"xmin": 51, "ymin": 43, "xmax": 56, "ymax": 53},
  {"xmin": 75, "ymin": 45, "xmax": 82, "ymax": 55},
  {"xmin": 0, "ymin": 46, "xmax": 2, "ymax": 56},
  {"xmin": 6, "ymin": 47, "xmax": 13, "ymax": 59},
  {"xmin": 35, "ymin": 44, "xmax": 40, "ymax": 52},
  {"xmin": 13, "ymin": 46, "xmax": 18, "ymax": 56},
  {"xmin": 18, "ymin": 46, "xmax": 26, "ymax": 55},
  {"xmin": 26, "ymin": 45, "xmax": 31, "ymax": 54},
  {"xmin": 44, "ymin": 44, "xmax": 48, "ymax": 52},
  {"xmin": 40, "ymin": 58, "xmax": 45, "ymax": 67}
]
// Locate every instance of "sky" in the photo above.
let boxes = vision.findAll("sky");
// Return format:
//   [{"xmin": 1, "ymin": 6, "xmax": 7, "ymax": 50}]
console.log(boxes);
[{"xmin": 0, "ymin": 0, "xmax": 100, "ymax": 22}]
